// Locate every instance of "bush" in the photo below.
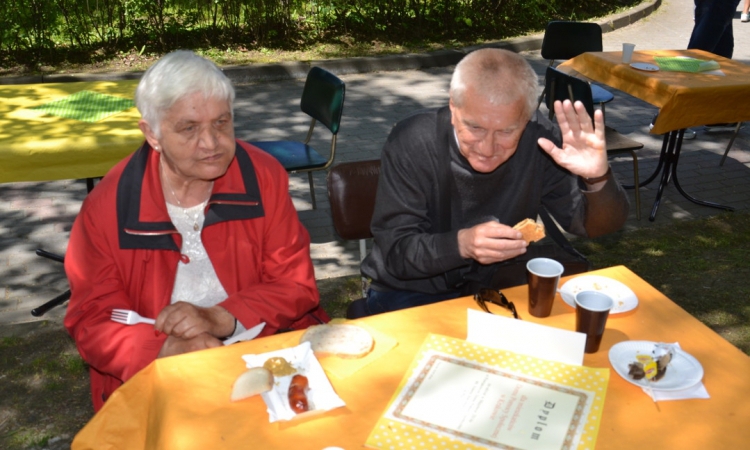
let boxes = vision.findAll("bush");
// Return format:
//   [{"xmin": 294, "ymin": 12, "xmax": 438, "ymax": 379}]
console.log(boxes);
[{"xmin": 0, "ymin": 0, "xmax": 642, "ymax": 69}]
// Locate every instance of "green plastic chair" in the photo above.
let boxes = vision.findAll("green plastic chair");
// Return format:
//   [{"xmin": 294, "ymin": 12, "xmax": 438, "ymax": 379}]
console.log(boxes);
[{"xmin": 251, "ymin": 66, "xmax": 345, "ymax": 209}]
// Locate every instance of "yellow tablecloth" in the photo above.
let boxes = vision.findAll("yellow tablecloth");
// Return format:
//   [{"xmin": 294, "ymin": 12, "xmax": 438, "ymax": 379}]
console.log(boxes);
[
  {"xmin": 558, "ymin": 49, "xmax": 750, "ymax": 134},
  {"xmin": 0, "ymin": 80, "xmax": 143, "ymax": 183},
  {"xmin": 72, "ymin": 266, "xmax": 750, "ymax": 449}
]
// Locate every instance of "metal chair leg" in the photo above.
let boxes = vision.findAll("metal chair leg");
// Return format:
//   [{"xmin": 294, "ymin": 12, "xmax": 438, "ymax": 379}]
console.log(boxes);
[
  {"xmin": 31, "ymin": 249, "xmax": 68, "ymax": 316},
  {"xmin": 308, "ymin": 172, "xmax": 317, "ymax": 209},
  {"xmin": 35, "ymin": 248, "xmax": 64, "ymax": 263},
  {"xmin": 719, "ymin": 122, "xmax": 743, "ymax": 166},
  {"xmin": 629, "ymin": 150, "xmax": 641, "ymax": 220},
  {"xmin": 29, "ymin": 177, "xmax": 99, "ymax": 317},
  {"xmin": 359, "ymin": 239, "xmax": 368, "ymax": 297},
  {"xmin": 31, "ymin": 290, "xmax": 71, "ymax": 317}
]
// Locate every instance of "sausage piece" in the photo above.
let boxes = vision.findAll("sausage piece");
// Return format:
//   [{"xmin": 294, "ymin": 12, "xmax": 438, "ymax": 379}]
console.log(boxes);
[{"xmin": 288, "ymin": 374, "xmax": 309, "ymax": 413}]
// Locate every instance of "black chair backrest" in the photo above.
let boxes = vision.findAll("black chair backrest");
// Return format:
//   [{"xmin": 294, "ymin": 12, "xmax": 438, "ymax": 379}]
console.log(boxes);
[
  {"xmin": 300, "ymin": 66, "xmax": 346, "ymax": 135},
  {"xmin": 541, "ymin": 21, "xmax": 603, "ymax": 61},
  {"xmin": 544, "ymin": 67, "xmax": 596, "ymax": 120},
  {"xmin": 327, "ymin": 160, "xmax": 381, "ymax": 241}
]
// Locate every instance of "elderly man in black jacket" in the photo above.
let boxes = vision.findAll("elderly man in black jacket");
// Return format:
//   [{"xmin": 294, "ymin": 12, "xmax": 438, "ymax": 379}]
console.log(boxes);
[{"xmin": 360, "ymin": 48, "xmax": 629, "ymax": 315}]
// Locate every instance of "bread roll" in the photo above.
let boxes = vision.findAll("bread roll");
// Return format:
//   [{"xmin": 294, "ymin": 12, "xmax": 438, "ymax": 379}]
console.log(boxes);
[
  {"xmin": 513, "ymin": 218, "xmax": 546, "ymax": 244},
  {"xmin": 300, "ymin": 324, "xmax": 374, "ymax": 359},
  {"xmin": 230, "ymin": 367, "xmax": 273, "ymax": 401}
]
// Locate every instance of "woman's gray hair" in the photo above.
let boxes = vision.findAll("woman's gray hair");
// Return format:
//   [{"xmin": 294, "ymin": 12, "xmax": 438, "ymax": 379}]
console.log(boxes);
[
  {"xmin": 450, "ymin": 48, "xmax": 539, "ymax": 120},
  {"xmin": 135, "ymin": 50, "xmax": 235, "ymax": 137}
]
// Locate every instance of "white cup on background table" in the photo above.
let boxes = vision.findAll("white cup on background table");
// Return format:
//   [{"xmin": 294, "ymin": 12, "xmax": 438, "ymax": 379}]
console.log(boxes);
[{"xmin": 622, "ymin": 43, "xmax": 636, "ymax": 64}]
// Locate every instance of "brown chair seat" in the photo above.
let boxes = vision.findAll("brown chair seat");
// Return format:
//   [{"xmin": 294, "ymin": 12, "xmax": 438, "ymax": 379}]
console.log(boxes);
[{"xmin": 326, "ymin": 160, "xmax": 381, "ymax": 319}]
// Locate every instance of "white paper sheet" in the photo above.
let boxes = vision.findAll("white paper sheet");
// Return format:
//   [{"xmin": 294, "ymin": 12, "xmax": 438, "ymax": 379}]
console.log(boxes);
[{"xmin": 466, "ymin": 309, "xmax": 586, "ymax": 365}]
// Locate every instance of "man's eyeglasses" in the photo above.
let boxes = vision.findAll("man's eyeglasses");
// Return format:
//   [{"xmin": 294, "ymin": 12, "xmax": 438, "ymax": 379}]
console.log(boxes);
[{"xmin": 474, "ymin": 289, "xmax": 519, "ymax": 319}]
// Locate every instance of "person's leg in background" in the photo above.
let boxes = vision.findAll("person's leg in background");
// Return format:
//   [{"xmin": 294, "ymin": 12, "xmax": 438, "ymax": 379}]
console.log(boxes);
[
  {"xmin": 742, "ymin": 0, "xmax": 750, "ymax": 22},
  {"xmin": 688, "ymin": 0, "xmax": 743, "ymax": 133},
  {"xmin": 688, "ymin": 0, "xmax": 741, "ymax": 58},
  {"xmin": 365, "ymin": 286, "xmax": 460, "ymax": 315}
]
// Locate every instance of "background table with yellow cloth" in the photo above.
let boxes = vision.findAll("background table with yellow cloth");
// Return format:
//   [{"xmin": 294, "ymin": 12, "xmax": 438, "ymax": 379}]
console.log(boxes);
[
  {"xmin": 558, "ymin": 49, "xmax": 750, "ymax": 135},
  {"xmin": 70, "ymin": 265, "xmax": 750, "ymax": 449},
  {"xmin": 0, "ymin": 80, "xmax": 142, "ymax": 183},
  {"xmin": 558, "ymin": 49, "xmax": 750, "ymax": 220}
]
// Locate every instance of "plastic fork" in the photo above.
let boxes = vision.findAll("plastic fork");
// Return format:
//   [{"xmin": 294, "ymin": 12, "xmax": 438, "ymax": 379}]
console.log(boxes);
[{"xmin": 111, "ymin": 309, "xmax": 156, "ymax": 326}]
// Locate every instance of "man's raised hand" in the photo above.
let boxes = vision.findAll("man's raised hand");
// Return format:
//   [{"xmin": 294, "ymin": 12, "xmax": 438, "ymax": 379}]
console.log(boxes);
[{"xmin": 537, "ymin": 99, "xmax": 609, "ymax": 180}]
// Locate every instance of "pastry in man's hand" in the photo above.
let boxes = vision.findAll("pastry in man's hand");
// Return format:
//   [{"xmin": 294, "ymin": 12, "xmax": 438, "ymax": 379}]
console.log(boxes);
[{"xmin": 513, "ymin": 218, "xmax": 546, "ymax": 244}]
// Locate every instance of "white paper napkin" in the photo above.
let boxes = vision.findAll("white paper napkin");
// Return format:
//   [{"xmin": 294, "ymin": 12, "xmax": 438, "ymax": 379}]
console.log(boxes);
[
  {"xmin": 242, "ymin": 342, "xmax": 346, "ymax": 422},
  {"xmin": 642, "ymin": 382, "xmax": 710, "ymax": 401},
  {"xmin": 641, "ymin": 342, "xmax": 710, "ymax": 402},
  {"xmin": 466, "ymin": 309, "xmax": 586, "ymax": 365}
]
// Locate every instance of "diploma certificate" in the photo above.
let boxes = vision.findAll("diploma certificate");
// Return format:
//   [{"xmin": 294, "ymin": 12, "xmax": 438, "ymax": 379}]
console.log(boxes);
[
  {"xmin": 368, "ymin": 335, "xmax": 608, "ymax": 450},
  {"xmin": 386, "ymin": 351, "xmax": 589, "ymax": 449}
]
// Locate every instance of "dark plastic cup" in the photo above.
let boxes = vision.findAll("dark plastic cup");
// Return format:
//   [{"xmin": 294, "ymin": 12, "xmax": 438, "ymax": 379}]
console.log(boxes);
[
  {"xmin": 526, "ymin": 258, "xmax": 564, "ymax": 318},
  {"xmin": 575, "ymin": 290, "xmax": 614, "ymax": 353}
]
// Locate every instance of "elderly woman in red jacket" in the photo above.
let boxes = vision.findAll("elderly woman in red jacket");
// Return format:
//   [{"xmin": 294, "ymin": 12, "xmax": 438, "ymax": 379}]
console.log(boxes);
[{"xmin": 64, "ymin": 50, "xmax": 329, "ymax": 411}]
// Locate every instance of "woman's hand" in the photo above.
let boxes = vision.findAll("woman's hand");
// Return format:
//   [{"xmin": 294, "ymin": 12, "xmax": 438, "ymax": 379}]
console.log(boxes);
[
  {"xmin": 155, "ymin": 302, "xmax": 236, "ymax": 340},
  {"xmin": 157, "ymin": 332, "xmax": 222, "ymax": 358}
]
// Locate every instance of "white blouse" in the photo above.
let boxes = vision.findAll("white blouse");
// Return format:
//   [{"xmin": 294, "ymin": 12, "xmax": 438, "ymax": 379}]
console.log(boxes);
[{"xmin": 166, "ymin": 201, "xmax": 246, "ymax": 337}]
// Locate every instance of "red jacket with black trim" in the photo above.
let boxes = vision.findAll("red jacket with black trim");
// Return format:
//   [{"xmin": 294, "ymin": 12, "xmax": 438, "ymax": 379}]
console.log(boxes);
[{"xmin": 64, "ymin": 140, "xmax": 328, "ymax": 411}]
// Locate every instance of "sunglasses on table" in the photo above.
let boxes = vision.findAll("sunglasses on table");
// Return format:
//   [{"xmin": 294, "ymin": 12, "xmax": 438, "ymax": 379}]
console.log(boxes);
[{"xmin": 474, "ymin": 289, "xmax": 519, "ymax": 319}]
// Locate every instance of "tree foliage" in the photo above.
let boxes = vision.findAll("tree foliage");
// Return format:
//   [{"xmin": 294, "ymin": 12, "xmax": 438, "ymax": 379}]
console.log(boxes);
[{"xmin": 0, "ymin": 0, "xmax": 642, "ymax": 67}]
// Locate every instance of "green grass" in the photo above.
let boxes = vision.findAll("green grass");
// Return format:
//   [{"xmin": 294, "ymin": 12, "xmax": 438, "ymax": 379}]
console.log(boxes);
[
  {"xmin": 0, "ymin": 324, "xmax": 93, "ymax": 450},
  {"xmin": 318, "ymin": 274, "xmax": 364, "ymax": 319},
  {"xmin": 4, "ymin": 429, "xmax": 53, "ymax": 449},
  {"xmin": 574, "ymin": 211, "xmax": 750, "ymax": 354}
]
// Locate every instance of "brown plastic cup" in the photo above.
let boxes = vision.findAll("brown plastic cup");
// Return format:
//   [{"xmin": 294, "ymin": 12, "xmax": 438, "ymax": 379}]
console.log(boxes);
[
  {"xmin": 526, "ymin": 258, "xmax": 564, "ymax": 318},
  {"xmin": 575, "ymin": 290, "xmax": 614, "ymax": 353}
]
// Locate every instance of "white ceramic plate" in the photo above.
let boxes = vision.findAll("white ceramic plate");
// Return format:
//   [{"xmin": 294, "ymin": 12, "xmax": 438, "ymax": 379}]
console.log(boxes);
[
  {"xmin": 242, "ymin": 341, "xmax": 345, "ymax": 422},
  {"xmin": 559, "ymin": 275, "xmax": 638, "ymax": 313},
  {"xmin": 609, "ymin": 341, "xmax": 704, "ymax": 391},
  {"xmin": 630, "ymin": 62, "xmax": 660, "ymax": 72}
]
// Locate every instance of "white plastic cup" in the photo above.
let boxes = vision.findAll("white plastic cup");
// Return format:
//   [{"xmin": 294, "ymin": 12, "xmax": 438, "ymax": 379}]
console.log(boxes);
[{"xmin": 622, "ymin": 43, "xmax": 636, "ymax": 64}]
